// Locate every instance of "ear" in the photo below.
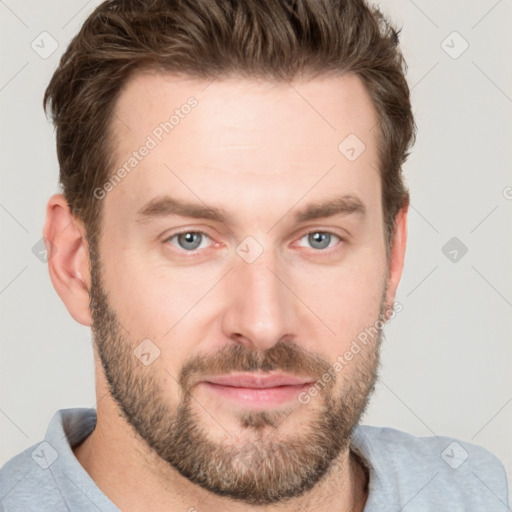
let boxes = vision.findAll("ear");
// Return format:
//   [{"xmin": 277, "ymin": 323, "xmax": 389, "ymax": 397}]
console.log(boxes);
[
  {"xmin": 43, "ymin": 193, "xmax": 92, "ymax": 326},
  {"xmin": 384, "ymin": 203, "xmax": 408, "ymax": 309}
]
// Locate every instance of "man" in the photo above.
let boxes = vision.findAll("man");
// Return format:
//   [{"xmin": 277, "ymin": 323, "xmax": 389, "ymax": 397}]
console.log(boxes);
[{"xmin": 0, "ymin": 0, "xmax": 508, "ymax": 510}]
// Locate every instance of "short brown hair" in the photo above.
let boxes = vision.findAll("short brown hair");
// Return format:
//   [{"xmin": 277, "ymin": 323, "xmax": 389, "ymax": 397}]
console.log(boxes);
[{"xmin": 44, "ymin": 0, "xmax": 415, "ymax": 258}]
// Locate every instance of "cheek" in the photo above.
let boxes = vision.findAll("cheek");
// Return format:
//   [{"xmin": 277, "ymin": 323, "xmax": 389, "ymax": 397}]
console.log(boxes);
[
  {"xmin": 99, "ymin": 247, "xmax": 221, "ymax": 360},
  {"xmin": 291, "ymin": 253, "xmax": 386, "ymax": 351}
]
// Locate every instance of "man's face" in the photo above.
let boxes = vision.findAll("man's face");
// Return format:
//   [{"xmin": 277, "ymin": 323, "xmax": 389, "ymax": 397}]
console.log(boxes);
[{"xmin": 89, "ymin": 71, "xmax": 392, "ymax": 504}]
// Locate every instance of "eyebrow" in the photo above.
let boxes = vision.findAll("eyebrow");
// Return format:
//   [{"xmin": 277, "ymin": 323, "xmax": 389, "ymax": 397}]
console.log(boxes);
[
  {"xmin": 294, "ymin": 194, "xmax": 366, "ymax": 222},
  {"xmin": 135, "ymin": 194, "xmax": 366, "ymax": 225}
]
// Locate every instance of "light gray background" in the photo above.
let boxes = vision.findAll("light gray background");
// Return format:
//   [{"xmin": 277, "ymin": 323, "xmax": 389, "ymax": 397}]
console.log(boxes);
[{"xmin": 1, "ymin": 0, "xmax": 511, "ymax": 500}]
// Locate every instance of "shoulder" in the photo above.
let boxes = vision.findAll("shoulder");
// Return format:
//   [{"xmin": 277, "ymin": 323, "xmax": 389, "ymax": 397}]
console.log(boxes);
[
  {"xmin": 0, "ymin": 408, "xmax": 105, "ymax": 512},
  {"xmin": 352, "ymin": 425, "xmax": 509, "ymax": 511},
  {"xmin": 0, "ymin": 442, "xmax": 65, "ymax": 511}
]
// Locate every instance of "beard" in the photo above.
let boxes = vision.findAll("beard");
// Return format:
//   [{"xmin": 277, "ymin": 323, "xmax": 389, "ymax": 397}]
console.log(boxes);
[{"xmin": 88, "ymin": 242, "xmax": 388, "ymax": 506}]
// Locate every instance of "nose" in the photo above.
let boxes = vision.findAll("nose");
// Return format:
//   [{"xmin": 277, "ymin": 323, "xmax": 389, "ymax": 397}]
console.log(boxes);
[{"xmin": 221, "ymin": 248, "xmax": 298, "ymax": 351}]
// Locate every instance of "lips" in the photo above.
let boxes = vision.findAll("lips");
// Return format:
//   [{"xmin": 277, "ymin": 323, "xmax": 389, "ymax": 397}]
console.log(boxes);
[
  {"xmin": 198, "ymin": 373, "xmax": 315, "ymax": 408},
  {"xmin": 203, "ymin": 373, "xmax": 314, "ymax": 388}
]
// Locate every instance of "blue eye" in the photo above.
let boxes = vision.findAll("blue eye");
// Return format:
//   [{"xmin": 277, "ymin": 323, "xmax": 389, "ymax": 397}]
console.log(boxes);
[
  {"xmin": 298, "ymin": 231, "xmax": 341, "ymax": 250},
  {"xmin": 166, "ymin": 231, "xmax": 212, "ymax": 251},
  {"xmin": 164, "ymin": 230, "xmax": 342, "ymax": 254}
]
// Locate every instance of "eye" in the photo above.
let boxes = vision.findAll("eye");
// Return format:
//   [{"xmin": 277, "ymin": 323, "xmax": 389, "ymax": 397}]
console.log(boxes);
[
  {"xmin": 164, "ymin": 231, "xmax": 213, "ymax": 251},
  {"xmin": 297, "ymin": 231, "xmax": 342, "ymax": 251}
]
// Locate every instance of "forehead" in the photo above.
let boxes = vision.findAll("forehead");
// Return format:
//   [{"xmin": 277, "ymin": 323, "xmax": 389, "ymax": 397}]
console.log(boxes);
[
  {"xmin": 105, "ymin": 70, "xmax": 381, "ymax": 224},
  {"xmin": 111, "ymin": 70, "xmax": 379, "ymax": 152}
]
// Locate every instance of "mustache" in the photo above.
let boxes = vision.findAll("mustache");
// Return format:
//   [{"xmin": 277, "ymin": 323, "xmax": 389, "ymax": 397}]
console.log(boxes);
[{"xmin": 179, "ymin": 340, "xmax": 333, "ymax": 392}]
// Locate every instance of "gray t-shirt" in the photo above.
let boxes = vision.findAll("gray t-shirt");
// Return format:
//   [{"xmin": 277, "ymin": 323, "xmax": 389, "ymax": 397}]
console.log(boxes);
[{"xmin": 0, "ymin": 408, "xmax": 509, "ymax": 511}]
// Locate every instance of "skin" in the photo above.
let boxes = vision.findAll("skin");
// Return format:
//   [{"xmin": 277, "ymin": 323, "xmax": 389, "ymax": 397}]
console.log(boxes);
[{"xmin": 43, "ymin": 71, "xmax": 408, "ymax": 511}]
